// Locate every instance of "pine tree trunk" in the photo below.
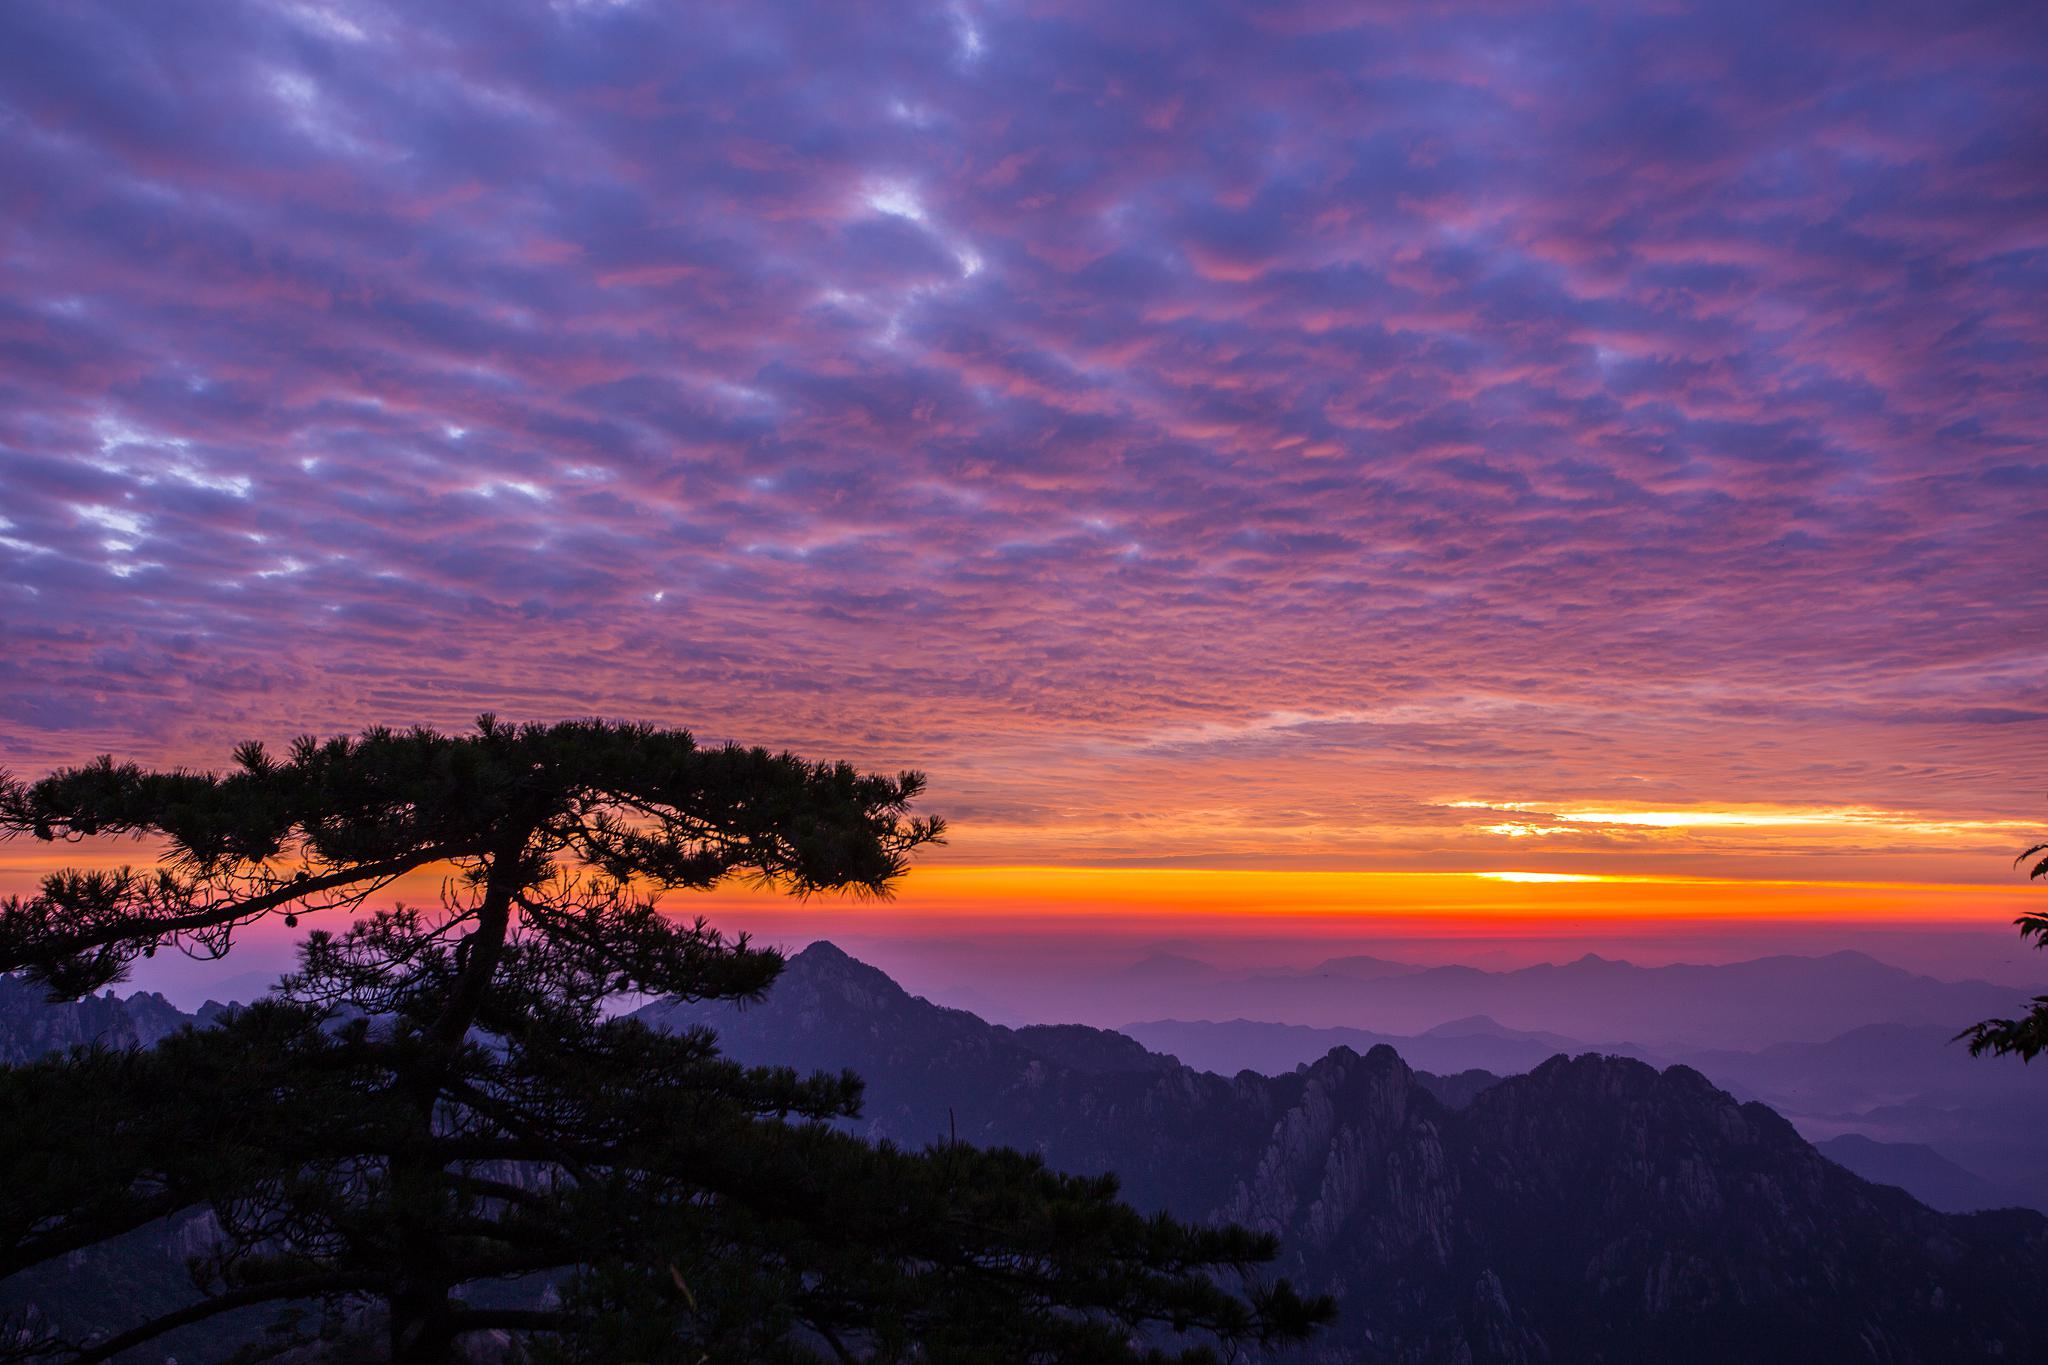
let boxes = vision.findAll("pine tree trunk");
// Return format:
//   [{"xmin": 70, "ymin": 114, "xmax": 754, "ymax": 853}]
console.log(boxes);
[
  {"xmin": 388, "ymin": 1065, "xmax": 457, "ymax": 1364},
  {"xmin": 389, "ymin": 1272, "xmax": 455, "ymax": 1364},
  {"xmin": 390, "ymin": 837, "xmax": 527, "ymax": 1363}
]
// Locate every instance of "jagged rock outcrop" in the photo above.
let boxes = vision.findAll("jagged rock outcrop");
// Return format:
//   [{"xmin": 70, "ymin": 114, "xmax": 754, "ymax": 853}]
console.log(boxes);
[
  {"xmin": 0, "ymin": 974, "xmax": 190, "ymax": 1064},
  {"xmin": 1212, "ymin": 1045, "xmax": 2048, "ymax": 1363},
  {"xmin": 658, "ymin": 943, "xmax": 2048, "ymax": 1364}
]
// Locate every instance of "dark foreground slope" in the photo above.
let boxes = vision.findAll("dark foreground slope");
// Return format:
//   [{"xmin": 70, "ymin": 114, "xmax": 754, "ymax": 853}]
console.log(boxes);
[
  {"xmin": 650, "ymin": 943, "xmax": 2048, "ymax": 1364},
  {"xmin": 6, "ymin": 950, "xmax": 2046, "ymax": 1363}
]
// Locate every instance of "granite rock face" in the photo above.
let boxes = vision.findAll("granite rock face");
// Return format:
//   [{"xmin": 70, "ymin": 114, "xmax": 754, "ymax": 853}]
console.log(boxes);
[
  {"xmin": 0, "ymin": 974, "xmax": 191, "ymax": 1064},
  {"xmin": 1216, "ymin": 1046, "xmax": 2048, "ymax": 1363}
]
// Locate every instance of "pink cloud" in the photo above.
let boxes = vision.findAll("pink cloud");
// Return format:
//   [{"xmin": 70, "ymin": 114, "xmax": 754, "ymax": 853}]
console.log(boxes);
[{"xmin": 0, "ymin": 0, "xmax": 2041, "ymax": 885}]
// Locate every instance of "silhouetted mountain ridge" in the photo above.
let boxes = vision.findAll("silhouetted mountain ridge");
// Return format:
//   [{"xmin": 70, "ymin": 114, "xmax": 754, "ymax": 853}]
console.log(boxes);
[
  {"xmin": 647, "ymin": 943, "xmax": 2048, "ymax": 1362},
  {"xmin": 0, "ymin": 973, "xmax": 193, "ymax": 1064},
  {"xmin": 1126, "ymin": 1015, "xmax": 1657, "ymax": 1082},
  {"xmin": 1817, "ymin": 1134, "xmax": 2009, "ymax": 1215},
  {"xmin": 1127, "ymin": 1009, "xmax": 2048, "ymax": 1213},
  {"xmin": 1005, "ymin": 946, "xmax": 2034, "ymax": 1049}
]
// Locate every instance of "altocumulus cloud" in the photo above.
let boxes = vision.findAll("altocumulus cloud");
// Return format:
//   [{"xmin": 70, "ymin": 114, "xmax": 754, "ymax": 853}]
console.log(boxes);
[{"xmin": 0, "ymin": 0, "xmax": 2044, "ymax": 872}]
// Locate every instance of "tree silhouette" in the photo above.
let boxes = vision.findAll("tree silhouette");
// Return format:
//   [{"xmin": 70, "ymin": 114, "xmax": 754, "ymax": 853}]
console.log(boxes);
[
  {"xmin": 0, "ymin": 719, "xmax": 1330, "ymax": 1363},
  {"xmin": 1960, "ymin": 841, "xmax": 2048, "ymax": 1061}
]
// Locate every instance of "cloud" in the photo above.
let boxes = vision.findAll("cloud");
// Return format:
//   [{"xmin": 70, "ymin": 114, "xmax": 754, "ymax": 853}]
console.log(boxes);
[{"xmin": 0, "ymin": 0, "xmax": 2043, "ymax": 878}]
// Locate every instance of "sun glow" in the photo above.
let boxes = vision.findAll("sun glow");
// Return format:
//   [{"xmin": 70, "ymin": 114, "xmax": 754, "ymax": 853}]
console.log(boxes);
[
  {"xmin": 663, "ymin": 865, "xmax": 2048, "ymax": 946},
  {"xmin": 1472, "ymin": 871, "xmax": 1604, "ymax": 883},
  {"xmin": 1444, "ymin": 801, "xmax": 2038, "ymax": 840}
]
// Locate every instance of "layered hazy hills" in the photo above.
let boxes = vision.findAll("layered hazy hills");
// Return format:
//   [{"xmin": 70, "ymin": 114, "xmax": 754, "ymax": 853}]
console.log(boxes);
[
  {"xmin": 648, "ymin": 943, "xmax": 2048, "ymax": 1362},
  {"xmin": 1811, "ymin": 1135, "xmax": 2010, "ymax": 1217},
  {"xmin": 1051, "ymin": 948, "xmax": 2030, "ymax": 1050}
]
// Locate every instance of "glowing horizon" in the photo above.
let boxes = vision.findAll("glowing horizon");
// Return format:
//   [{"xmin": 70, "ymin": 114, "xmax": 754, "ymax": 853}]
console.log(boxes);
[{"xmin": 7, "ymin": 847, "xmax": 2031, "ymax": 929}]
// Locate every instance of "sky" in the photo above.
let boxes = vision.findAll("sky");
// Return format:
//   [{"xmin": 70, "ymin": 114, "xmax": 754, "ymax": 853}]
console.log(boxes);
[{"xmin": 2, "ymin": 0, "xmax": 2046, "ymax": 983}]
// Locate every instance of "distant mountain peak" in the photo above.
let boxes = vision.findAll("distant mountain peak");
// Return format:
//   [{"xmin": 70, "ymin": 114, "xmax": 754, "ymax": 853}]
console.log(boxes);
[
  {"xmin": 1511, "ymin": 1050, "xmax": 1734, "ymax": 1114},
  {"xmin": 1307, "ymin": 953, "xmax": 1418, "ymax": 980},
  {"xmin": 1420, "ymin": 1013, "xmax": 1510, "ymax": 1037},
  {"xmin": 1287, "ymin": 1042, "xmax": 1420, "ymax": 1098},
  {"xmin": 782, "ymin": 940, "xmax": 909, "ymax": 991},
  {"xmin": 1115, "ymin": 952, "xmax": 1224, "ymax": 981},
  {"xmin": 775, "ymin": 941, "xmax": 925, "ymax": 1005}
]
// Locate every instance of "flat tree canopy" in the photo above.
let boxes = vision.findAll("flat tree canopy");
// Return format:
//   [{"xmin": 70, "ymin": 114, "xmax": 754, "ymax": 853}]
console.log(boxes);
[{"xmin": 0, "ymin": 718, "xmax": 1331, "ymax": 1363}]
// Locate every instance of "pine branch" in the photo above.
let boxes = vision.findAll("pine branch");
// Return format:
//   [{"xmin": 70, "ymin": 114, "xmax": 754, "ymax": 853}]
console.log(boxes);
[{"xmin": 59, "ymin": 1271, "xmax": 380, "ymax": 1365}]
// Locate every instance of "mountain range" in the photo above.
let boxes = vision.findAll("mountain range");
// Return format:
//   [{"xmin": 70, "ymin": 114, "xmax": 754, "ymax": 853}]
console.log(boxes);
[
  {"xmin": 645, "ymin": 943, "xmax": 2048, "ymax": 1362},
  {"xmin": 0, "ymin": 973, "xmax": 199, "ymax": 1064},
  {"xmin": 6, "ymin": 945, "xmax": 2048, "ymax": 1362},
  {"xmin": 1123, "ymin": 1010, "xmax": 2048, "ymax": 1213},
  {"xmin": 947, "ymin": 947, "xmax": 2035, "ymax": 1050}
]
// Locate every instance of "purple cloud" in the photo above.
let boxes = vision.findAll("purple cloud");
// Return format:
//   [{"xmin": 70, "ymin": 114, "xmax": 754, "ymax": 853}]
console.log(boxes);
[{"xmin": 0, "ymin": 0, "xmax": 2043, "ymax": 878}]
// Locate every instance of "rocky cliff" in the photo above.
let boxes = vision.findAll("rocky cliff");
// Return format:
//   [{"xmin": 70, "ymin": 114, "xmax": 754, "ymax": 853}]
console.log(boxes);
[
  {"xmin": 653, "ymin": 942, "xmax": 2048, "ymax": 1364},
  {"xmin": 0, "ymin": 974, "xmax": 192, "ymax": 1064}
]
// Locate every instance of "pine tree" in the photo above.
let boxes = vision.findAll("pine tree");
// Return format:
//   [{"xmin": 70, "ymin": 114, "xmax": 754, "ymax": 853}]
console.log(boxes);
[
  {"xmin": 0, "ymin": 719, "xmax": 1330, "ymax": 1362},
  {"xmin": 1960, "ymin": 841, "xmax": 2048, "ymax": 1061}
]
